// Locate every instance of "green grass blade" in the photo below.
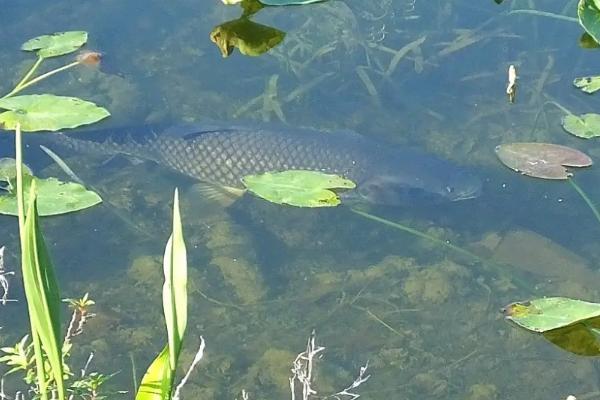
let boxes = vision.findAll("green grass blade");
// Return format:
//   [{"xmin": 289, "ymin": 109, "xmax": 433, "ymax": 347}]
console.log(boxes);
[
  {"xmin": 21, "ymin": 182, "xmax": 65, "ymax": 400},
  {"xmin": 162, "ymin": 188, "xmax": 187, "ymax": 371},
  {"xmin": 135, "ymin": 346, "xmax": 172, "ymax": 400}
]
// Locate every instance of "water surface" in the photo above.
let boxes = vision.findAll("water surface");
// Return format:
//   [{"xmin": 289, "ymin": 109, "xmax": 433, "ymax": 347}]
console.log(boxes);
[{"xmin": 2, "ymin": 1, "xmax": 600, "ymax": 399}]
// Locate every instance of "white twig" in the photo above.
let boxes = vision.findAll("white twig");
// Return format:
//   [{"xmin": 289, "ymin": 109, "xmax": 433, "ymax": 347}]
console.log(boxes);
[
  {"xmin": 326, "ymin": 361, "xmax": 370, "ymax": 400},
  {"xmin": 0, "ymin": 247, "xmax": 16, "ymax": 305},
  {"xmin": 290, "ymin": 331, "xmax": 370, "ymax": 400},
  {"xmin": 173, "ymin": 337, "xmax": 206, "ymax": 400}
]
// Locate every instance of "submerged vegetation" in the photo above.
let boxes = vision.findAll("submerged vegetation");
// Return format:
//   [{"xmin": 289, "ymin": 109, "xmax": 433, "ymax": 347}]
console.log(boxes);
[{"xmin": 5, "ymin": 0, "xmax": 600, "ymax": 399}]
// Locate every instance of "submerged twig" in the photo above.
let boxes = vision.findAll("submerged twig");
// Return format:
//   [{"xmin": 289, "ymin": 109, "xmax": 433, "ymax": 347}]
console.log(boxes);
[
  {"xmin": 290, "ymin": 330, "xmax": 370, "ymax": 400},
  {"xmin": 0, "ymin": 246, "xmax": 16, "ymax": 305},
  {"xmin": 173, "ymin": 336, "xmax": 206, "ymax": 400}
]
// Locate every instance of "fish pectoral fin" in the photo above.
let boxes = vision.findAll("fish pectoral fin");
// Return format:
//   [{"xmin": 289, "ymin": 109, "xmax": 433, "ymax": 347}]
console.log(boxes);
[{"xmin": 188, "ymin": 182, "xmax": 245, "ymax": 207}]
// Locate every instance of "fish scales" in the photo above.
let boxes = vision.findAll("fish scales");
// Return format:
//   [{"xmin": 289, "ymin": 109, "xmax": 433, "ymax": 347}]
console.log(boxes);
[
  {"xmin": 149, "ymin": 129, "xmax": 368, "ymax": 189},
  {"xmin": 50, "ymin": 124, "xmax": 482, "ymax": 205}
]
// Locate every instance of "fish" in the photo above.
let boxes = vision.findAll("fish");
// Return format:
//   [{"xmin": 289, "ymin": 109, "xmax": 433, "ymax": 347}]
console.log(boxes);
[{"xmin": 46, "ymin": 123, "xmax": 482, "ymax": 206}]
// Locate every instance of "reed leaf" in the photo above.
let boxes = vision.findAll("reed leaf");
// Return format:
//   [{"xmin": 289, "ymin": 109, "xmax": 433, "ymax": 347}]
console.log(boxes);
[
  {"xmin": 15, "ymin": 124, "xmax": 65, "ymax": 400},
  {"xmin": 135, "ymin": 346, "xmax": 172, "ymax": 400},
  {"xmin": 162, "ymin": 188, "xmax": 187, "ymax": 371},
  {"xmin": 136, "ymin": 189, "xmax": 188, "ymax": 400}
]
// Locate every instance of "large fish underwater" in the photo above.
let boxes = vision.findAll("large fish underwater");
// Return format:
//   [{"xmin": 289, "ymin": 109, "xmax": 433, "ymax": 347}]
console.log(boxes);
[{"xmin": 46, "ymin": 123, "xmax": 482, "ymax": 206}]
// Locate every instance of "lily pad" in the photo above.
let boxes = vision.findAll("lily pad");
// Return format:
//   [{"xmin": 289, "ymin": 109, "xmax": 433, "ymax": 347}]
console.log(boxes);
[
  {"xmin": 0, "ymin": 174, "xmax": 102, "ymax": 216},
  {"xmin": 259, "ymin": 0, "xmax": 324, "ymax": 5},
  {"xmin": 562, "ymin": 113, "xmax": 600, "ymax": 138},
  {"xmin": 0, "ymin": 94, "xmax": 110, "ymax": 132},
  {"xmin": 574, "ymin": 76, "xmax": 600, "ymax": 93},
  {"xmin": 503, "ymin": 297, "xmax": 600, "ymax": 333},
  {"xmin": 578, "ymin": 0, "xmax": 600, "ymax": 45},
  {"xmin": 21, "ymin": 31, "xmax": 88, "ymax": 58},
  {"xmin": 242, "ymin": 170, "xmax": 355, "ymax": 207},
  {"xmin": 495, "ymin": 142, "xmax": 592, "ymax": 179},
  {"xmin": 210, "ymin": 18, "xmax": 285, "ymax": 57},
  {"xmin": 0, "ymin": 158, "xmax": 32, "ymax": 181}
]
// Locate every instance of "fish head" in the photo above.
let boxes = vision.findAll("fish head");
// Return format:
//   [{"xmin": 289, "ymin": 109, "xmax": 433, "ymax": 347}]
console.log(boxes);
[{"xmin": 345, "ymin": 165, "xmax": 482, "ymax": 206}]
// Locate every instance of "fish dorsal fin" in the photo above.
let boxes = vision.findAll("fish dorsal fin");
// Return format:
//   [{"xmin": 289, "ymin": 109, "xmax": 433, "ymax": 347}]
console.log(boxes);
[{"xmin": 188, "ymin": 182, "xmax": 245, "ymax": 207}]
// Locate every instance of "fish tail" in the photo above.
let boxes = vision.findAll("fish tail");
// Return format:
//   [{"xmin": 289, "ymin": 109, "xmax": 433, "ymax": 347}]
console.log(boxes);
[{"xmin": 46, "ymin": 131, "xmax": 159, "ymax": 161}]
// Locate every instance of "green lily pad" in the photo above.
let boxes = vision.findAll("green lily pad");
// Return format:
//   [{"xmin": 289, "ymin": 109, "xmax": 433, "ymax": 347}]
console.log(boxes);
[
  {"xmin": 21, "ymin": 31, "xmax": 88, "ymax": 58},
  {"xmin": 495, "ymin": 142, "xmax": 592, "ymax": 179},
  {"xmin": 574, "ymin": 76, "xmax": 600, "ymax": 93},
  {"xmin": 0, "ymin": 174, "xmax": 102, "ymax": 216},
  {"xmin": 503, "ymin": 297, "xmax": 600, "ymax": 333},
  {"xmin": 0, "ymin": 158, "xmax": 32, "ymax": 181},
  {"xmin": 562, "ymin": 113, "xmax": 600, "ymax": 138},
  {"xmin": 0, "ymin": 94, "xmax": 110, "ymax": 132},
  {"xmin": 242, "ymin": 170, "xmax": 355, "ymax": 207},
  {"xmin": 259, "ymin": 0, "xmax": 324, "ymax": 5},
  {"xmin": 210, "ymin": 18, "xmax": 285, "ymax": 57},
  {"xmin": 579, "ymin": 0, "xmax": 600, "ymax": 45}
]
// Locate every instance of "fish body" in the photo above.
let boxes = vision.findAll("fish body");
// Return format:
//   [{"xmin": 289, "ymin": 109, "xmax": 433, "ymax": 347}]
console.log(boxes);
[{"xmin": 51, "ymin": 124, "xmax": 482, "ymax": 206}]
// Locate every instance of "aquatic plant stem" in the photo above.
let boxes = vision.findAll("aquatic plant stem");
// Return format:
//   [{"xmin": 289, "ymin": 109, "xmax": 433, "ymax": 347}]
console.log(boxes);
[
  {"xmin": 349, "ymin": 207, "xmax": 533, "ymax": 292},
  {"xmin": 2, "ymin": 61, "xmax": 81, "ymax": 99},
  {"xmin": 530, "ymin": 100, "xmax": 574, "ymax": 135},
  {"xmin": 2, "ymin": 56, "xmax": 45, "ymax": 99},
  {"xmin": 15, "ymin": 123, "xmax": 50, "ymax": 400},
  {"xmin": 15, "ymin": 124, "xmax": 25, "ymax": 241},
  {"xmin": 349, "ymin": 208, "xmax": 481, "ymax": 262},
  {"xmin": 507, "ymin": 10, "xmax": 578, "ymax": 23},
  {"xmin": 569, "ymin": 179, "xmax": 600, "ymax": 227}
]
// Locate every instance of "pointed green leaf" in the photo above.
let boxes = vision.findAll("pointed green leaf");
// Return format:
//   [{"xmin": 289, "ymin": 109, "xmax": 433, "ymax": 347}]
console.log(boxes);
[
  {"xmin": 21, "ymin": 31, "xmax": 88, "ymax": 58},
  {"xmin": 21, "ymin": 182, "xmax": 65, "ymax": 400},
  {"xmin": 503, "ymin": 297, "xmax": 600, "ymax": 332},
  {"xmin": 0, "ymin": 95, "xmax": 110, "ymax": 132},
  {"xmin": 162, "ymin": 189, "xmax": 187, "ymax": 371},
  {"xmin": 242, "ymin": 170, "xmax": 356, "ymax": 207},
  {"xmin": 135, "ymin": 346, "xmax": 172, "ymax": 400}
]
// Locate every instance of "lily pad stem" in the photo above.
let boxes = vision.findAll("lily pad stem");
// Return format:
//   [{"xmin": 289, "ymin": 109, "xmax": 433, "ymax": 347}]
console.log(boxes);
[
  {"xmin": 531, "ymin": 100, "xmax": 574, "ymax": 135},
  {"xmin": 2, "ymin": 60, "xmax": 80, "ymax": 99},
  {"xmin": 3, "ymin": 56, "xmax": 44, "ymax": 99},
  {"xmin": 349, "ymin": 207, "xmax": 480, "ymax": 261},
  {"xmin": 569, "ymin": 179, "xmax": 600, "ymax": 227},
  {"xmin": 15, "ymin": 123, "xmax": 25, "ymax": 241}
]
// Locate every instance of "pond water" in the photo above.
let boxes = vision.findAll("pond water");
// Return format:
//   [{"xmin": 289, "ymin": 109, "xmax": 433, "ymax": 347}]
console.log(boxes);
[{"xmin": 2, "ymin": 0, "xmax": 600, "ymax": 399}]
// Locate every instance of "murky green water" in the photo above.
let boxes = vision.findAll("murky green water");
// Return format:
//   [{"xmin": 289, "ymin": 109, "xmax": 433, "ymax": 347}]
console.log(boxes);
[{"xmin": 3, "ymin": 0, "xmax": 600, "ymax": 399}]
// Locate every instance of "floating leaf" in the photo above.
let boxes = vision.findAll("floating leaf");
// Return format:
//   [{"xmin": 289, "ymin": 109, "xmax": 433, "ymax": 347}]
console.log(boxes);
[
  {"xmin": 242, "ymin": 170, "xmax": 356, "ymax": 207},
  {"xmin": 580, "ymin": 31, "xmax": 600, "ymax": 48},
  {"xmin": 495, "ymin": 142, "xmax": 592, "ymax": 179},
  {"xmin": 21, "ymin": 31, "xmax": 88, "ymax": 58},
  {"xmin": 0, "ymin": 158, "xmax": 32, "ymax": 181},
  {"xmin": 210, "ymin": 19, "xmax": 285, "ymax": 57},
  {"xmin": 562, "ymin": 113, "xmax": 600, "ymax": 138},
  {"xmin": 579, "ymin": 0, "xmax": 600, "ymax": 45},
  {"xmin": 574, "ymin": 76, "xmax": 600, "ymax": 93},
  {"xmin": 259, "ymin": 0, "xmax": 324, "ymax": 4},
  {"xmin": 503, "ymin": 297, "xmax": 600, "ymax": 333},
  {"xmin": 0, "ymin": 94, "xmax": 110, "ymax": 132},
  {"xmin": 0, "ymin": 174, "xmax": 102, "ymax": 216}
]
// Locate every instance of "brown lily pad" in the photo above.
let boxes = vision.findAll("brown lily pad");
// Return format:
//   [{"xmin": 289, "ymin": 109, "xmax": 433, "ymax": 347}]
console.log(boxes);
[{"xmin": 495, "ymin": 142, "xmax": 592, "ymax": 179}]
